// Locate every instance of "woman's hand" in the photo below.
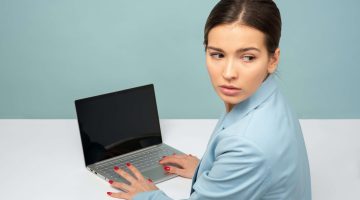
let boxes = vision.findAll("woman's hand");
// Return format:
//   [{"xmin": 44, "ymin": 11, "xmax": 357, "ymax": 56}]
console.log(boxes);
[
  {"xmin": 159, "ymin": 154, "xmax": 200, "ymax": 179},
  {"xmin": 107, "ymin": 163, "xmax": 158, "ymax": 199}
]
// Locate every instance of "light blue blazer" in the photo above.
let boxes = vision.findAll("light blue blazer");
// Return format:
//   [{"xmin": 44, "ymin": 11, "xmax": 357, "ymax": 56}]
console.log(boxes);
[{"xmin": 134, "ymin": 75, "xmax": 312, "ymax": 200}]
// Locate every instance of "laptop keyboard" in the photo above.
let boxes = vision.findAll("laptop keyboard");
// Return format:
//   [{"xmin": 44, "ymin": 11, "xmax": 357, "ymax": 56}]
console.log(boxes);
[{"xmin": 93, "ymin": 145, "xmax": 177, "ymax": 181}]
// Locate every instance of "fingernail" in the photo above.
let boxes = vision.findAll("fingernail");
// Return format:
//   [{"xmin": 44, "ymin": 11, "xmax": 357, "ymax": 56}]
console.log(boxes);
[
  {"xmin": 162, "ymin": 156, "xmax": 166, "ymax": 158},
  {"xmin": 107, "ymin": 192, "xmax": 112, "ymax": 196},
  {"xmin": 148, "ymin": 178, "xmax": 153, "ymax": 182},
  {"xmin": 164, "ymin": 166, "xmax": 170, "ymax": 171},
  {"xmin": 108, "ymin": 180, "xmax": 113, "ymax": 184},
  {"xmin": 126, "ymin": 162, "xmax": 131, "ymax": 167},
  {"xmin": 114, "ymin": 166, "xmax": 119, "ymax": 171},
  {"xmin": 189, "ymin": 154, "xmax": 192, "ymax": 156},
  {"xmin": 173, "ymin": 153, "xmax": 176, "ymax": 155}
]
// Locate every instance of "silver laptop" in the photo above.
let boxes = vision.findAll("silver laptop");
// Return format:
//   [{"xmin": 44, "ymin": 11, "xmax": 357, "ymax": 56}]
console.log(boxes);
[{"xmin": 75, "ymin": 84, "xmax": 184, "ymax": 184}]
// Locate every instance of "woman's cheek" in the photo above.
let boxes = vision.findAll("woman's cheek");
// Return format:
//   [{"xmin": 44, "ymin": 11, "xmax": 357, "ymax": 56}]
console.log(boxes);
[{"xmin": 207, "ymin": 65, "xmax": 220, "ymax": 83}]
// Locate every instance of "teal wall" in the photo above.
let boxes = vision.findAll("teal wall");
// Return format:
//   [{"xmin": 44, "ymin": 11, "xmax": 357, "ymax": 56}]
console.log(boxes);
[{"xmin": 1, "ymin": 0, "xmax": 359, "ymax": 119}]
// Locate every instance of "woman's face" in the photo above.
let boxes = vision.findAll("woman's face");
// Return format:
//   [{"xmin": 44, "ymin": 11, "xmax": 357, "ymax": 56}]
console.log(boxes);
[{"xmin": 205, "ymin": 23, "xmax": 280, "ymax": 112}]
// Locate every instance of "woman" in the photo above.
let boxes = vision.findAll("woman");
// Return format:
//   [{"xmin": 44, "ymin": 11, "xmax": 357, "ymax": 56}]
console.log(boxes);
[{"xmin": 107, "ymin": 0, "xmax": 312, "ymax": 199}]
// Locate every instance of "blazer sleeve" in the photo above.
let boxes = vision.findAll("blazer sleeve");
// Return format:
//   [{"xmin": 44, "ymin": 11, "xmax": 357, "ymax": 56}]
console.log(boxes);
[
  {"xmin": 190, "ymin": 135, "xmax": 271, "ymax": 200},
  {"xmin": 133, "ymin": 135, "xmax": 271, "ymax": 200},
  {"xmin": 133, "ymin": 190, "xmax": 172, "ymax": 200}
]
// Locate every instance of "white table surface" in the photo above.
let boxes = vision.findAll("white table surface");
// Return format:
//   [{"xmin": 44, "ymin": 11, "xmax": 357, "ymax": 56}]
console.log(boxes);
[{"xmin": 0, "ymin": 119, "xmax": 359, "ymax": 200}]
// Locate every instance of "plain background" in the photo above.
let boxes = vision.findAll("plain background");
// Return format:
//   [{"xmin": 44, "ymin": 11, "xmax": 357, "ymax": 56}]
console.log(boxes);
[{"xmin": 1, "ymin": 0, "xmax": 359, "ymax": 119}]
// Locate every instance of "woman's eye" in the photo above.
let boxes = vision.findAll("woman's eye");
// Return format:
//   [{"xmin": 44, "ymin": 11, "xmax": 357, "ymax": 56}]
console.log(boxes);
[
  {"xmin": 210, "ymin": 53, "xmax": 224, "ymax": 59},
  {"xmin": 242, "ymin": 55, "xmax": 255, "ymax": 62}
]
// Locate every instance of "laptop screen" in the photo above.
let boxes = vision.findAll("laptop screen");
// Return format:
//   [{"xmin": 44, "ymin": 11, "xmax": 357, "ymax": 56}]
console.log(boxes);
[{"xmin": 75, "ymin": 84, "xmax": 162, "ymax": 166}]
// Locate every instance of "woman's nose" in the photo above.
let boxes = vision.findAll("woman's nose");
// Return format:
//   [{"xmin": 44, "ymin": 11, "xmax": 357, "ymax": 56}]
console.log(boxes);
[{"xmin": 222, "ymin": 59, "xmax": 237, "ymax": 81}]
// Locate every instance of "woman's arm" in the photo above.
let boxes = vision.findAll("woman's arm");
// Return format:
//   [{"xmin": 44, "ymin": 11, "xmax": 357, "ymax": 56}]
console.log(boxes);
[{"xmin": 189, "ymin": 135, "xmax": 271, "ymax": 200}]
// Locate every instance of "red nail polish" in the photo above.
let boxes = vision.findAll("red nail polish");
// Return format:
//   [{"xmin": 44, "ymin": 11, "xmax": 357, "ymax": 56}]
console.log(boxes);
[
  {"xmin": 126, "ymin": 162, "xmax": 131, "ymax": 167},
  {"xmin": 162, "ymin": 156, "xmax": 166, "ymax": 158},
  {"xmin": 114, "ymin": 166, "xmax": 119, "ymax": 170},
  {"xmin": 107, "ymin": 192, "xmax": 112, "ymax": 196},
  {"xmin": 173, "ymin": 153, "xmax": 176, "ymax": 155},
  {"xmin": 164, "ymin": 166, "xmax": 170, "ymax": 171},
  {"xmin": 109, "ymin": 180, "xmax": 113, "ymax": 184},
  {"xmin": 148, "ymin": 178, "xmax": 153, "ymax": 182}
]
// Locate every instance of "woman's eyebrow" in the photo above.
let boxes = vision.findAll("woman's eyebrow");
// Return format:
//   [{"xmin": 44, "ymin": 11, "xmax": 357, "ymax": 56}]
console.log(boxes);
[
  {"xmin": 207, "ymin": 46, "xmax": 260, "ymax": 53},
  {"xmin": 236, "ymin": 47, "xmax": 261, "ymax": 53},
  {"xmin": 207, "ymin": 46, "xmax": 224, "ymax": 52}
]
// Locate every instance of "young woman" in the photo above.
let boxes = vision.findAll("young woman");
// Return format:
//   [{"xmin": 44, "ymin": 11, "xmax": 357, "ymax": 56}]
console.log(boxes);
[{"xmin": 107, "ymin": 0, "xmax": 311, "ymax": 199}]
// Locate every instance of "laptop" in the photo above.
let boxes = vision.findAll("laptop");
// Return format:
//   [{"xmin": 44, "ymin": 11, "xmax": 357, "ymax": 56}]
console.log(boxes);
[{"xmin": 75, "ymin": 84, "xmax": 184, "ymax": 184}]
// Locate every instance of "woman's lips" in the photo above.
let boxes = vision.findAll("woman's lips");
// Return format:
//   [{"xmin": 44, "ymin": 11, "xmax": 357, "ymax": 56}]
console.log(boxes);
[{"xmin": 219, "ymin": 85, "xmax": 242, "ymax": 96}]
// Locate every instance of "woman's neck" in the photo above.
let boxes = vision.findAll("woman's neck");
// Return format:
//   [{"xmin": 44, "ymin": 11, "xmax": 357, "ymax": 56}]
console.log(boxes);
[{"xmin": 225, "ymin": 103, "xmax": 234, "ymax": 113}]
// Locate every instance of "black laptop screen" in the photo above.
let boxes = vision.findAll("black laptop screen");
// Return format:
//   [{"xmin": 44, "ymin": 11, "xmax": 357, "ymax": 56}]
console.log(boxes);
[{"xmin": 75, "ymin": 84, "xmax": 162, "ymax": 166}]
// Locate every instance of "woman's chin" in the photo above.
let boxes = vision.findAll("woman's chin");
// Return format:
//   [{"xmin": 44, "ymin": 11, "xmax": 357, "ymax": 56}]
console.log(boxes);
[{"xmin": 220, "ymin": 95, "xmax": 247, "ymax": 106}]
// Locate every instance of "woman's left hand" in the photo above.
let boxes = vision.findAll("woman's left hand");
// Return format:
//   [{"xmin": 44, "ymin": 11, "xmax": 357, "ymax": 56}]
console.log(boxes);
[{"xmin": 107, "ymin": 163, "xmax": 159, "ymax": 199}]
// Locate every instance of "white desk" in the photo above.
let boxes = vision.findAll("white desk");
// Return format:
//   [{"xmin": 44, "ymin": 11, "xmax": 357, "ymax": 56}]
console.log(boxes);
[{"xmin": 0, "ymin": 119, "xmax": 359, "ymax": 200}]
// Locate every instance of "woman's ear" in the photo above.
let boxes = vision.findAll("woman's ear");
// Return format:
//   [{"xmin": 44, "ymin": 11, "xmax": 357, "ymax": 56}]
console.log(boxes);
[{"xmin": 268, "ymin": 48, "xmax": 280, "ymax": 74}]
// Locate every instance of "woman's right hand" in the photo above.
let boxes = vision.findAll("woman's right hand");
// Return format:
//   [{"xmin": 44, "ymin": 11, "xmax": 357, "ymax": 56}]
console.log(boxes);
[{"xmin": 159, "ymin": 154, "xmax": 200, "ymax": 179}]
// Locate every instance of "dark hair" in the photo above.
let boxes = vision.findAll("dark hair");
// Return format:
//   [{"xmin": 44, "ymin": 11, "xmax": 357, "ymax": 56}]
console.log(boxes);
[{"xmin": 204, "ymin": 0, "xmax": 282, "ymax": 54}]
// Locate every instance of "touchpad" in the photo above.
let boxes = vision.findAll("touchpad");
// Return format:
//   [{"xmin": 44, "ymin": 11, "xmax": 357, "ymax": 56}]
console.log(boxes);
[{"xmin": 142, "ymin": 166, "xmax": 177, "ymax": 183}]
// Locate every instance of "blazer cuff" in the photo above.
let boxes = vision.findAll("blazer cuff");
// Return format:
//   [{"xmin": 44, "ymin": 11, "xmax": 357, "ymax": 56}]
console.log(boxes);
[{"xmin": 133, "ymin": 190, "xmax": 172, "ymax": 200}]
